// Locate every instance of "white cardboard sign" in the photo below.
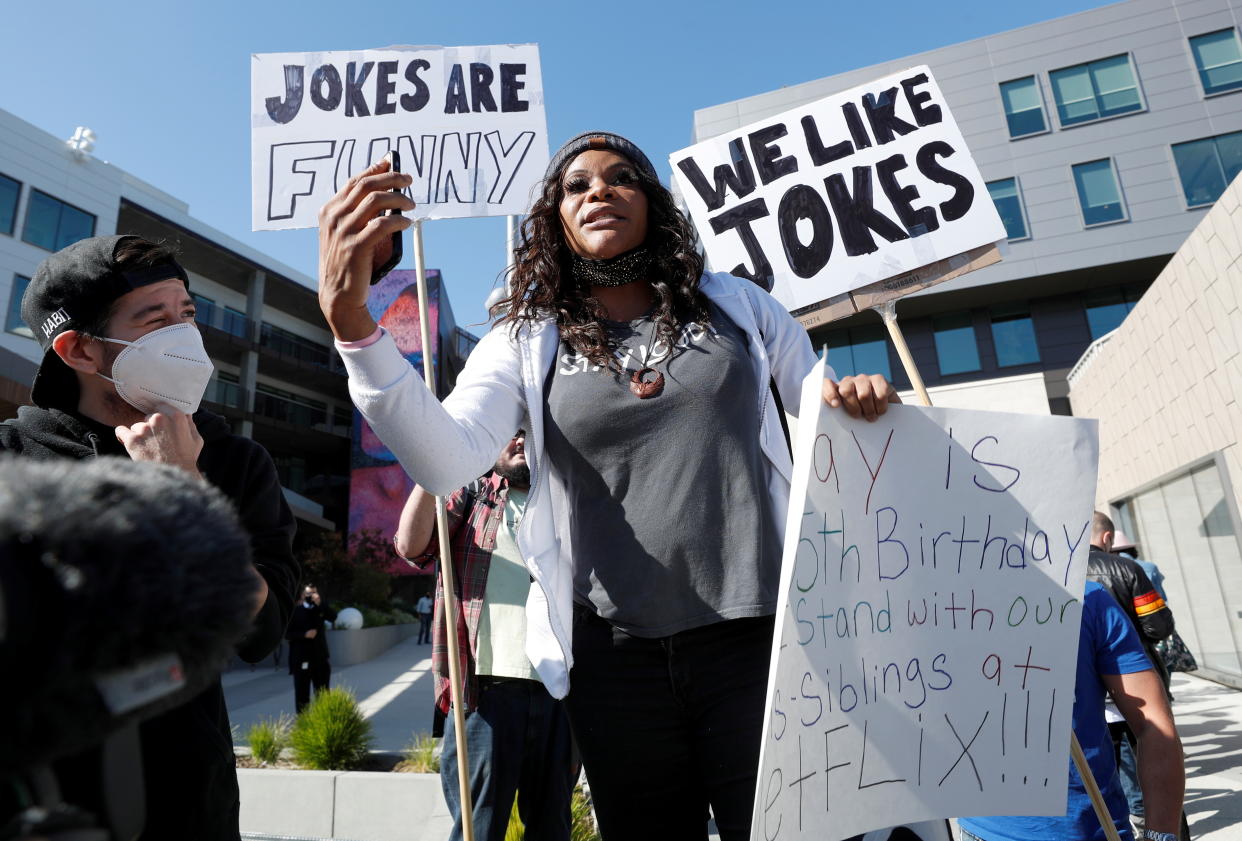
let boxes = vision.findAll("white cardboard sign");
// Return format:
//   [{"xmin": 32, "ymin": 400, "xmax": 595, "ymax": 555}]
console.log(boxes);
[
  {"xmin": 251, "ymin": 44, "xmax": 549, "ymax": 230},
  {"xmin": 671, "ymin": 67, "xmax": 1005, "ymax": 313},
  {"xmin": 752, "ymin": 361, "xmax": 1099, "ymax": 841}
]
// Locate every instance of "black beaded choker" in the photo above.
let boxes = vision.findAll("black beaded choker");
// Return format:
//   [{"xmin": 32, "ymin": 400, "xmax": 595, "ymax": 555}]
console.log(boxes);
[{"xmin": 571, "ymin": 246, "xmax": 652, "ymax": 288}]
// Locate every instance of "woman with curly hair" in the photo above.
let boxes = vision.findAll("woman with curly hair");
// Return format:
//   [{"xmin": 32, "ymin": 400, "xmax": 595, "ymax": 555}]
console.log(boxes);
[{"xmin": 318, "ymin": 132, "xmax": 898, "ymax": 840}]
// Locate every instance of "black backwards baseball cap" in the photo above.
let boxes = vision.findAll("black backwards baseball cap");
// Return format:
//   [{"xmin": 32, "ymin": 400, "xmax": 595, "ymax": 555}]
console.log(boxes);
[
  {"xmin": 545, "ymin": 131, "xmax": 658, "ymax": 182},
  {"xmin": 22, "ymin": 234, "xmax": 190, "ymax": 409}
]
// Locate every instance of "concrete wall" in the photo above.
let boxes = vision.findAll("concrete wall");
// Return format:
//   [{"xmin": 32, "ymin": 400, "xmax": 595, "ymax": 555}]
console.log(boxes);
[
  {"xmin": 1069, "ymin": 173, "xmax": 1242, "ymax": 680},
  {"xmin": 238, "ymin": 769, "xmax": 451, "ymax": 841},
  {"xmin": 326, "ymin": 625, "xmax": 419, "ymax": 668}
]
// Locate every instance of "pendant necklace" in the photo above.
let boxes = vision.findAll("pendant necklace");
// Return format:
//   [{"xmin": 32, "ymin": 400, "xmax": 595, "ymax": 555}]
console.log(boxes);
[{"xmin": 628, "ymin": 320, "xmax": 666, "ymax": 399}]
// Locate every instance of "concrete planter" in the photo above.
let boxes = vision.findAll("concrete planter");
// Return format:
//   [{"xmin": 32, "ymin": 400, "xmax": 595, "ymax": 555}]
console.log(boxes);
[
  {"xmin": 326, "ymin": 624, "xmax": 418, "ymax": 668},
  {"xmin": 238, "ymin": 768, "xmax": 450, "ymax": 841}
]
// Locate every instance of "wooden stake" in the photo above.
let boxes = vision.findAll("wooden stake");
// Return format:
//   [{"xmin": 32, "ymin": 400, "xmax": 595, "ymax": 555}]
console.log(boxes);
[
  {"xmin": 874, "ymin": 300, "xmax": 932, "ymax": 408},
  {"xmin": 871, "ymin": 297, "xmax": 1120, "ymax": 841},
  {"xmin": 411, "ymin": 219, "xmax": 476, "ymax": 841}
]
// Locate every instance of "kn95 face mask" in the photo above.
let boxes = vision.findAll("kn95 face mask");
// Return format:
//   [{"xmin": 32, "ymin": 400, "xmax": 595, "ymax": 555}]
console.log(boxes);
[{"xmin": 97, "ymin": 322, "xmax": 215, "ymax": 415}]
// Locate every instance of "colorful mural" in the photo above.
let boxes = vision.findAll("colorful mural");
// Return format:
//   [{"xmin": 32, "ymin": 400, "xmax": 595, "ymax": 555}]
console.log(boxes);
[{"xmin": 347, "ymin": 269, "xmax": 440, "ymax": 575}]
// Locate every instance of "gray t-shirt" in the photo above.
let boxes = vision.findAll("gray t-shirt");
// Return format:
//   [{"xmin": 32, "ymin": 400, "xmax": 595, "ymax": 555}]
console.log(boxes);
[{"xmin": 544, "ymin": 304, "xmax": 781, "ymax": 637}]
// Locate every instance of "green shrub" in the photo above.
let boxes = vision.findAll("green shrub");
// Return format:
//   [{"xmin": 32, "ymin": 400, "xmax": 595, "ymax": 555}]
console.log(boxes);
[
  {"xmin": 359, "ymin": 606, "xmax": 395, "ymax": 627},
  {"xmin": 390, "ymin": 609, "xmax": 417, "ymax": 624},
  {"xmin": 506, "ymin": 797, "xmax": 524, "ymax": 841},
  {"xmin": 289, "ymin": 687, "xmax": 374, "ymax": 770},
  {"xmin": 500, "ymin": 785, "xmax": 597, "ymax": 841},
  {"xmin": 402, "ymin": 731, "xmax": 440, "ymax": 773},
  {"xmin": 245, "ymin": 715, "xmax": 291, "ymax": 765},
  {"xmin": 570, "ymin": 786, "xmax": 600, "ymax": 841}
]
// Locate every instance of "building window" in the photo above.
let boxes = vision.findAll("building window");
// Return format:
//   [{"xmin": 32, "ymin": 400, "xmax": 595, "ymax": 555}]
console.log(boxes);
[
  {"xmin": 933, "ymin": 313, "xmax": 981, "ymax": 376},
  {"xmin": 1190, "ymin": 28, "xmax": 1242, "ymax": 96},
  {"xmin": 999, "ymin": 77, "xmax": 1048, "ymax": 138},
  {"xmin": 825, "ymin": 324, "xmax": 891, "ymax": 381},
  {"xmin": 1172, "ymin": 130, "xmax": 1242, "ymax": 208},
  {"xmin": 254, "ymin": 383, "xmax": 327, "ymax": 427},
  {"xmin": 5, "ymin": 275, "xmax": 32, "ymax": 338},
  {"xmin": 207, "ymin": 370, "xmax": 243, "ymax": 408},
  {"xmin": 191, "ymin": 293, "xmax": 216, "ymax": 330},
  {"xmin": 986, "ymin": 178, "xmax": 1029, "ymax": 240},
  {"xmin": 21, "ymin": 189, "xmax": 96, "ymax": 251},
  {"xmin": 1049, "ymin": 54, "xmax": 1144, "ymax": 126},
  {"xmin": 221, "ymin": 306, "xmax": 250, "ymax": 339},
  {"xmin": 260, "ymin": 321, "xmax": 331, "ymax": 368},
  {"xmin": 989, "ymin": 304, "xmax": 1040, "ymax": 367},
  {"xmin": 1072, "ymin": 159, "xmax": 1128, "ymax": 226},
  {"xmin": 1084, "ymin": 284, "xmax": 1144, "ymax": 339},
  {"xmin": 0, "ymin": 173, "xmax": 20, "ymax": 236}
]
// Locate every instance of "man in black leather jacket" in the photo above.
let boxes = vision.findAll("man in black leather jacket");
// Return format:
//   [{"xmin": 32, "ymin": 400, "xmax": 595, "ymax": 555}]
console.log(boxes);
[{"xmin": 1087, "ymin": 511, "xmax": 1174, "ymax": 689}]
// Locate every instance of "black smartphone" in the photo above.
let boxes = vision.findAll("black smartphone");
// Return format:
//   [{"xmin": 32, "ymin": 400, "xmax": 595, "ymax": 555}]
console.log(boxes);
[{"xmin": 370, "ymin": 150, "xmax": 404, "ymax": 285}]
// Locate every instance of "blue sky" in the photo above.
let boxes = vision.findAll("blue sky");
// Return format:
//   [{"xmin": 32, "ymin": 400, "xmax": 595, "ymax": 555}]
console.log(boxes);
[{"xmin": 3, "ymin": 0, "xmax": 1108, "ymax": 331}]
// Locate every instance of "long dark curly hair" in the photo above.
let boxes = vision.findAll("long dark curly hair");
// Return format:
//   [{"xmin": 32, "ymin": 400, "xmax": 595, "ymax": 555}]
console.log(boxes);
[{"xmin": 494, "ymin": 154, "xmax": 711, "ymax": 370}]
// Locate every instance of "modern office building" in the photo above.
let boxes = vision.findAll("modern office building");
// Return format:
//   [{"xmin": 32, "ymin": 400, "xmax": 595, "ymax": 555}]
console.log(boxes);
[
  {"xmin": 1069, "ymin": 173, "xmax": 1242, "ymax": 685},
  {"xmin": 692, "ymin": 0, "xmax": 1242, "ymax": 678},
  {"xmin": 0, "ymin": 106, "xmax": 477, "ymax": 541},
  {"xmin": 691, "ymin": 0, "xmax": 1242, "ymax": 415}
]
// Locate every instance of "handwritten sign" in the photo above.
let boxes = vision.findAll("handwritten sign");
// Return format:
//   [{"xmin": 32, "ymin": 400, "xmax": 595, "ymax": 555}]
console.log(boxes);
[
  {"xmin": 752, "ymin": 361, "xmax": 1099, "ymax": 840},
  {"xmin": 671, "ymin": 66, "xmax": 1005, "ymax": 313},
  {"xmin": 251, "ymin": 44, "xmax": 549, "ymax": 230}
]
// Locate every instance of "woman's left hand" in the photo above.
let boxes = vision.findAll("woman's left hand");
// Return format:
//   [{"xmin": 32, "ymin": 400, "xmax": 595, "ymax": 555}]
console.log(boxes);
[{"xmin": 822, "ymin": 374, "xmax": 901, "ymax": 421}]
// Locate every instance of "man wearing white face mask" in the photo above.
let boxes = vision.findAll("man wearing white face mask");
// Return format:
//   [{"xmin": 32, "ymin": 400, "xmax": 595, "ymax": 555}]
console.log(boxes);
[{"xmin": 0, "ymin": 234, "xmax": 300, "ymax": 841}]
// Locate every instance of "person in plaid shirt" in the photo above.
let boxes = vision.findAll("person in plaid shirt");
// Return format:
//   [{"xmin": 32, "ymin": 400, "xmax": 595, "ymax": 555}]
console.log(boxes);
[{"xmin": 395, "ymin": 430, "xmax": 575, "ymax": 841}]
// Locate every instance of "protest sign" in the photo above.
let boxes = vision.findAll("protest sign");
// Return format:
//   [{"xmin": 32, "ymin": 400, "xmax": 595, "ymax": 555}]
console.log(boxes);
[
  {"xmin": 671, "ymin": 67, "xmax": 1005, "ymax": 315},
  {"xmin": 752, "ymin": 360, "xmax": 1099, "ymax": 841},
  {"xmin": 251, "ymin": 44, "xmax": 548, "ymax": 230}
]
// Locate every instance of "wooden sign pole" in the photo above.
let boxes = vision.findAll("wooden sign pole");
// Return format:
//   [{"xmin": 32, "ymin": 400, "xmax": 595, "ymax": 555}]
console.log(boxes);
[{"xmin": 411, "ymin": 219, "xmax": 476, "ymax": 841}]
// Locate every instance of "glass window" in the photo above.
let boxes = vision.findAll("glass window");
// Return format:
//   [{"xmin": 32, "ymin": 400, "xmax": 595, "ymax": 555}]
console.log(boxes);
[
  {"xmin": 260, "ymin": 321, "xmax": 330, "ymax": 367},
  {"xmin": 221, "ymin": 306, "xmax": 249, "ymax": 339},
  {"xmin": 1084, "ymin": 285, "xmax": 1144, "ymax": 339},
  {"xmin": 825, "ymin": 324, "xmax": 891, "ymax": 381},
  {"xmin": 1050, "ymin": 55, "xmax": 1143, "ymax": 126},
  {"xmin": 191, "ymin": 293, "xmax": 217, "ymax": 330},
  {"xmin": 0, "ymin": 173, "xmax": 19, "ymax": 236},
  {"xmin": 999, "ymin": 77, "xmax": 1048, "ymax": 138},
  {"xmin": 21, "ymin": 189, "xmax": 96, "ymax": 251},
  {"xmin": 1172, "ymin": 130, "xmax": 1242, "ymax": 208},
  {"xmin": 986, "ymin": 178, "xmax": 1029, "ymax": 240},
  {"xmin": 1190, "ymin": 29, "xmax": 1242, "ymax": 95},
  {"xmin": 1072, "ymin": 159, "xmax": 1127, "ymax": 226},
  {"xmin": 990, "ymin": 304, "xmax": 1040, "ymax": 367},
  {"xmin": 5, "ymin": 275, "xmax": 32, "ymax": 338},
  {"xmin": 933, "ymin": 312, "xmax": 981, "ymax": 376}
]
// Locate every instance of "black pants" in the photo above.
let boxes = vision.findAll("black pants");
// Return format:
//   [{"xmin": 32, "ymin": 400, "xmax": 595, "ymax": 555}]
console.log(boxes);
[
  {"xmin": 293, "ymin": 660, "xmax": 330, "ymax": 713},
  {"xmin": 567, "ymin": 607, "xmax": 774, "ymax": 841}
]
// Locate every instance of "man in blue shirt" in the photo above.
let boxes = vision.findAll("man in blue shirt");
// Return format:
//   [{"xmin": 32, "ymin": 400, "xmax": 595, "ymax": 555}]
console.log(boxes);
[{"xmin": 958, "ymin": 582, "xmax": 1185, "ymax": 841}]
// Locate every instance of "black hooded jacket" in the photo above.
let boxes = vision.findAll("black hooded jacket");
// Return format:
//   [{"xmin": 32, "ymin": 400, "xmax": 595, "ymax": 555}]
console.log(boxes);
[
  {"xmin": 1087, "ymin": 547, "xmax": 1174, "ymax": 689},
  {"xmin": 0, "ymin": 405, "xmax": 299, "ymax": 840}
]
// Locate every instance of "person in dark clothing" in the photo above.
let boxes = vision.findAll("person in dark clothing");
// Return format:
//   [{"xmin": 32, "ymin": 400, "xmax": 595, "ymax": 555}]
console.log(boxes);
[
  {"xmin": 1087, "ymin": 512, "xmax": 1174, "ymax": 688},
  {"xmin": 1088, "ymin": 511, "xmax": 1189, "ymax": 840},
  {"xmin": 0, "ymin": 235, "xmax": 299, "ymax": 841},
  {"xmin": 287, "ymin": 584, "xmax": 337, "ymax": 712}
]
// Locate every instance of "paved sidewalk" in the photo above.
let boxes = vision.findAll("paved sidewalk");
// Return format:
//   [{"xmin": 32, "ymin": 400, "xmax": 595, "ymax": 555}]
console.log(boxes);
[
  {"xmin": 228, "ymin": 638, "xmax": 1242, "ymax": 840},
  {"xmin": 225, "ymin": 635, "xmax": 439, "ymax": 754},
  {"xmin": 1173, "ymin": 672, "xmax": 1242, "ymax": 840}
]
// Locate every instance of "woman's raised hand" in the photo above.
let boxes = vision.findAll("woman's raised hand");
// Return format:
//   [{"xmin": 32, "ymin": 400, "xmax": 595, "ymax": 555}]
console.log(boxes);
[
  {"xmin": 822, "ymin": 374, "xmax": 902, "ymax": 421},
  {"xmin": 317, "ymin": 157, "xmax": 415, "ymax": 341}
]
